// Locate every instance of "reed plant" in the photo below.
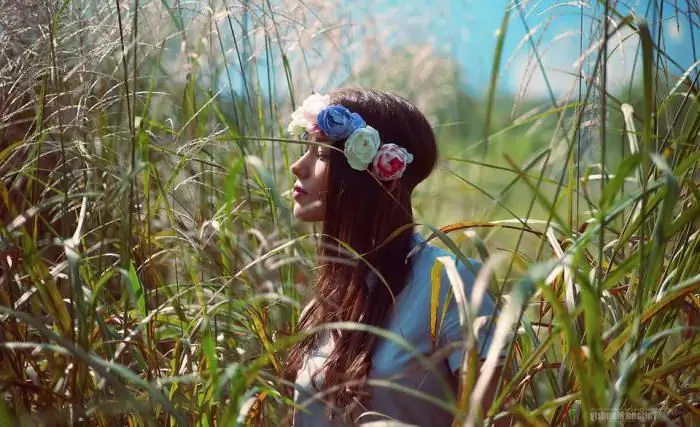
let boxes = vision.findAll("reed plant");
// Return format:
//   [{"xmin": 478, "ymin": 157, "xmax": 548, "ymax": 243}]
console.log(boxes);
[{"xmin": 0, "ymin": 0, "xmax": 698, "ymax": 425}]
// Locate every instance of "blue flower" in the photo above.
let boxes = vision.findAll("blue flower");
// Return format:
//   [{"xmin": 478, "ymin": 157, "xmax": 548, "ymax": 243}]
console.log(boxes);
[{"xmin": 317, "ymin": 105, "xmax": 366, "ymax": 140}]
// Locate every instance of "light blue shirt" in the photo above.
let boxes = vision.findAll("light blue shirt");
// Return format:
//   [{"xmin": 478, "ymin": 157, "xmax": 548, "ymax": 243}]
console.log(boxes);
[{"xmin": 293, "ymin": 233, "xmax": 499, "ymax": 426}]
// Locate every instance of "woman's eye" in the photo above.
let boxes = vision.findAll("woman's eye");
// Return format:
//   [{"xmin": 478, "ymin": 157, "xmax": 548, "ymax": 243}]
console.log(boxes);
[{"xmin": 316, "ymin": 150, "xmax": 329, "ymax": 161}]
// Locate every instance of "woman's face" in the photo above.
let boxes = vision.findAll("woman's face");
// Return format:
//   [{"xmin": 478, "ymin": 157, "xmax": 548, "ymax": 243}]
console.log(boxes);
[{"xmin": 290, "ymin": 137, "xmax": 331, "ymax": 222}]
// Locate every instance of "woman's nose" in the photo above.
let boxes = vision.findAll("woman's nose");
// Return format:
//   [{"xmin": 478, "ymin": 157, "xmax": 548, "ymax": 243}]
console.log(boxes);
[{"xmin": 290, "ymin": 155, "xmax": 306, "ymax": 178}]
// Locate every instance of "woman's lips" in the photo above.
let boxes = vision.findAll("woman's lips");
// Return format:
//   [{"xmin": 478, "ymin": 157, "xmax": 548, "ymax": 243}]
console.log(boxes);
[{"xmin": 293, "ymin": 185, "xmax": 308, "ymax": 199}]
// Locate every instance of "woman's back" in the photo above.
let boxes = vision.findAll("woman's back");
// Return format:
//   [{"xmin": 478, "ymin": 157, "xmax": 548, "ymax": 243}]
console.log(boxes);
[{"xmin": 293, "ymin": 234, "xmax": 498, "ymax": 426}]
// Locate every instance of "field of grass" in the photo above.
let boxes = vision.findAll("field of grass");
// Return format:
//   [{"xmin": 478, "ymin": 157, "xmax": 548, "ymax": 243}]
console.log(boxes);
[{"xmin": 1, "ymin": 0, "xmax": 699, "ymax": 425}]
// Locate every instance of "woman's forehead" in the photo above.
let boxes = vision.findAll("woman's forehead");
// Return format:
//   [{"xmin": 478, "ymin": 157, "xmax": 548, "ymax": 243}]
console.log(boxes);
[
  {"xmin": 301, "ymin": 142, "xmax": 332, "ymax": 154},
  {"xmin": 304, "ymin": 137, "xmax": 332, "ymax": 148}
]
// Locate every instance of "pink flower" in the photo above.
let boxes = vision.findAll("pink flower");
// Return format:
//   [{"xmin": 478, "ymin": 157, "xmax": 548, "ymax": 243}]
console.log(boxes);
[
  {"xmin": 308, "ymin": 123, "xmax": 323, "ymax": 139},
  {"xmin": 372, "ymin": 143, "xmax": 414, "ymax": 181}
]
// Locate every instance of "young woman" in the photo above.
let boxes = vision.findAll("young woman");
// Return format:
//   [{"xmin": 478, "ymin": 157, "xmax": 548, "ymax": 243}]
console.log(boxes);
[{"xmin": 283, "ymin": 88, "xmax": 503, "ymax": 426}]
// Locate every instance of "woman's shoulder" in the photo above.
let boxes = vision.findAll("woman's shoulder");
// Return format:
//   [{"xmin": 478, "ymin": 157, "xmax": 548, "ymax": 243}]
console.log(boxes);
[{"xmin": 409, "ymin": 233, "xmax": 482, "ymax": 278}]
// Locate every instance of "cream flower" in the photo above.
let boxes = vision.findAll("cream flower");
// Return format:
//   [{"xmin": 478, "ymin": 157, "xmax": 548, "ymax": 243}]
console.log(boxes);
[
  {"xmin": 287, "ymin": 119, "xmax": 308, "ymax": 136},
  {"xmin": 287, "ymin": 93, "xmax": 330, "ymax": 136},
  {"xmin": 344, "ymin": 126, "xmax": 381, "ymax": 171}
]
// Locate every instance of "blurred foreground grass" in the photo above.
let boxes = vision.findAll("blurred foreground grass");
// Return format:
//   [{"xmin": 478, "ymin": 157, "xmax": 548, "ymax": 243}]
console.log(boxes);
[{"xmin": 0, "ymin": 0, "xmax": 699, "ymax": 425}]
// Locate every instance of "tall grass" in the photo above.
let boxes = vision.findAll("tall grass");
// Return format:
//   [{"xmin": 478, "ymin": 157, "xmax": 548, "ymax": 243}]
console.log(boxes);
[{"xmin": 0, "ymin": 0, "xmax": 699, "ymax": 426}]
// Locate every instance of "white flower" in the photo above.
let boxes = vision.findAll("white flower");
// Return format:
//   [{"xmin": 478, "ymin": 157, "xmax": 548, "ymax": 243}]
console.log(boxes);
[
  {"xmin": 344, "ymin": 126, "xmax": 381, "ymax": 171},
  {"xmin": 287, "ymin": 93, "xmax": 330, "ymax": 136},
  {"xmin": 287, "ymin": 119, "xmax": 307, "ymax": 136}
]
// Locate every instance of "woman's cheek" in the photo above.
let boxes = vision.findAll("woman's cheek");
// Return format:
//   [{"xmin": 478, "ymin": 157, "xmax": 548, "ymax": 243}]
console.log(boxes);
[{"xmin": 316, "ymin": 162, "xmax": 328, "ymax": 185}]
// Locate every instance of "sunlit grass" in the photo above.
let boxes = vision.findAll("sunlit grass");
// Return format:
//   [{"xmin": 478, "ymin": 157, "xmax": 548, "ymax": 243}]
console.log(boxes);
[{"xmin": 0, "ymin": 0, "xmax": 699, "ymax": 425}]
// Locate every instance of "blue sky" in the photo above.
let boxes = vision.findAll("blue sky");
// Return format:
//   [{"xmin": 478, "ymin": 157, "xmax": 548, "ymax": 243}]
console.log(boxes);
[
  {"xmin": 355, "ymin": 0, "xmax": 698, "ymax": 98},
  {"xmin": 218, "ymin": 1, "xmax": 698, "ymax": 100}
]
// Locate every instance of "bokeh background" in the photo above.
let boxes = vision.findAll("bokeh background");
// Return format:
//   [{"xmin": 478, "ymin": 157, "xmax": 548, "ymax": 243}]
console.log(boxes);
[{"xmin": 1, "ymin": 0, "xmax": 699, "ymax": 425}]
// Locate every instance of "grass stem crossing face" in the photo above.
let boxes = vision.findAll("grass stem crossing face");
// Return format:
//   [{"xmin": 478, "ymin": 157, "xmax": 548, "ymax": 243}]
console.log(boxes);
[{"xmin": 290, "ymin": 139, "xmax": 331, "ymax": 222}]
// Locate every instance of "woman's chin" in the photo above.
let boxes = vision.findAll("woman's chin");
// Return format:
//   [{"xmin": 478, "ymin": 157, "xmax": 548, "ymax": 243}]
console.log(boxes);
[{"xmin": 293, "ymin": 202, "xmax": 324, "ymax": 223}]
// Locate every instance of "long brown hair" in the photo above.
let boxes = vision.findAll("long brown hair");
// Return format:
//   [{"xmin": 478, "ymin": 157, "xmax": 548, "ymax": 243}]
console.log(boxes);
[{"xmin": 283, "ymin": 88, "xmax": 438, "ymax": 415}]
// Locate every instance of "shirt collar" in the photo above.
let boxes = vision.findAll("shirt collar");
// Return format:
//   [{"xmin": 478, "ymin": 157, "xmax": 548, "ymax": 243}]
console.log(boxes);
[{"xmin": 406, "ymin": 232, "xmax": 427, "ymax": 261}]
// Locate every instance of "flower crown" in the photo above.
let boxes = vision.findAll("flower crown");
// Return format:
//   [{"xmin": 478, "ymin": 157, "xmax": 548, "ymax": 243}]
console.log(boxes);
[{"xmin": 287, "ymin": 93, "xmax": 414, "ymax": 181}]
